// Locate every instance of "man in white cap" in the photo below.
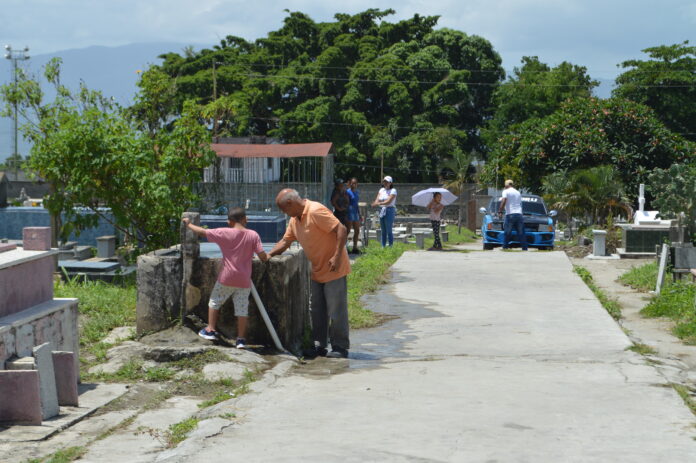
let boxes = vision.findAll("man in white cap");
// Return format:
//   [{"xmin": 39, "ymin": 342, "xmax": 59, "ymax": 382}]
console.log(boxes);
[
  {"xmin": 371, "ymin": 176, "xmax": 397, "ymax": 247},
  {"xmin": 498, "ymin": 179, "xmax": 527, "ymax": 250}
]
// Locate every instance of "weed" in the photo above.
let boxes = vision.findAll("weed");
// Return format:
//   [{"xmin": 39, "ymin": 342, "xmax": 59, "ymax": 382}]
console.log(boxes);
[
  {"xmin": 55, "ymin": 278, "xmax": 136, "ymax": 376},
  {"xmin": 627, "ymin": 343, "xmax": 657, "ymax": 355},
  {"xmin": 22, "ymin": 446, "xmax": 86, "ymax": 463},
  {"xmin": 198, "ymin": 390, "xmax": 233, "ymax": 408},
  {"xmin": 641, "ymin": 281, "xmax": 696, "ymax": 343},
  {"xmin": 167, "ymin": 417, "xmax": 199, "ymax": 447},
  {"xmin": 197, "ymin": 368, "xmax": 257, "ymax": 409},
  {"xmin": 144, "ymin": 366, "xmax": 176, "ymax": 382},
  {"xmin": 218, "ymin": 413, "xmax": 236, "ymax": 419},
  {"xmin": 672, "ymin": 384, "xmax": 696, "ymax": 416},
  {"xmin": 348, "ymin": 242, "xmax": 412, "ymax": 328},
  {"xmin": 169, "ymin": 350, "xmax": 229, "ymax": 372},
  {"xmin": 619, "ymin": 262, "xmax": 661, "ymax": 292},
  {"xmin": 574, "ymin": 266, "xmax": 622, "ymax": 320}
]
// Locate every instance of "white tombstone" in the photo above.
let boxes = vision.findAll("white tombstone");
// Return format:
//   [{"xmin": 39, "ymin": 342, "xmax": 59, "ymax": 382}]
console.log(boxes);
[{"xmin": 592, "ymin": 230, "xmax": 607, "ymax": 257}]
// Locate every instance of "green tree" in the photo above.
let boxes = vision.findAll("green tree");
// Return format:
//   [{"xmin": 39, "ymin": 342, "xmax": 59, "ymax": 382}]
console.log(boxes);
[
  {"xmin": 482, "ymin": 97, "xmax": 695, "ymax": 194},
  {"xmin": 441, "ymin": 150, "xmax": 475, "ymax": 233},
  {"xmin": 614, "ymin": 42, "xmax": 696, "ymax": 141},
  {"xmin": 483, "ymin": 56, "xmax": 598, "ymax": 151},
  {"xmin": 542, "ymin": 166, "xmax": 631, "ymax": 226},
  {"xmin": 149, "ymin": 9, "xmax": 505, "ymax": 182},
  {"xmin": 648, "ymin": 163, "xmax": 696, "ymax": 239},
  {"xmin": 0, "ymin": 58, "xmax": 215, "ymax": 251}
]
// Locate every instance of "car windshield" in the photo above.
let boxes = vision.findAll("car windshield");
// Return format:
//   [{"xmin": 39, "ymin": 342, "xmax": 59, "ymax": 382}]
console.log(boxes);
[{"xmin": 489, "ymin": 198, "xmax": 548, "ymax": 216}]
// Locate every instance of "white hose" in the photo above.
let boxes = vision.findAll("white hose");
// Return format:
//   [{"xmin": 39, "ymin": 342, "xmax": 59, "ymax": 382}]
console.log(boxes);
[{"xmin": 250, "ymin": 282, "xmax": 288, "ymax": 353}]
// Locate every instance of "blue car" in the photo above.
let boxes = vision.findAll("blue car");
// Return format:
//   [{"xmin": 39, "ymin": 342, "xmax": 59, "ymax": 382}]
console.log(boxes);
[{"xmin": 479, "ymin": 195, "xmax": 557, "ymax": 250}]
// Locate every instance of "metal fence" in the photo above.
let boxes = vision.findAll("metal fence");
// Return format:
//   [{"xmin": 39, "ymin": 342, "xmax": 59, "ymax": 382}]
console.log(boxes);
[{"xmin": 196, "ymin": 155, "xmax": 334, "ymax": 213}]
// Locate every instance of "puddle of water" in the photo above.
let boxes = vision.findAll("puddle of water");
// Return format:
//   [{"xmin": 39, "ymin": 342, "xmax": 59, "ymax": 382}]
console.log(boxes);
[{"xmin": 296, "ymin": 270, "xmax": 445, "ymax": 377}]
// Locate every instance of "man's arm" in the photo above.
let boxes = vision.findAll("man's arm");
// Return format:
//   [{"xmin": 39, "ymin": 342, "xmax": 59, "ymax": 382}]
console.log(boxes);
[
  {"xmin": 268, "ymin": 239, "xmax": 292, "ymax": 257},
  {"xmin": 498, "ymin": 198, "xmax": 507, "ymax": 216},
  {"xmin": 328, "ymin": 223, "xmax": 348, "ymax": 271},
  {"xmin": 182, "ymin": 217, "xmax": 207, "ymax": 238},
  {"xmin": 257, "ymin": 251, "xmax": 269, "ymax": 262}
]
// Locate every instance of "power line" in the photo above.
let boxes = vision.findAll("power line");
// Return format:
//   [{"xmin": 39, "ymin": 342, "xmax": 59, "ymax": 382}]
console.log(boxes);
[
  {"xmin": 239, "ymin": 72, "xmax": 696, "ymax": 88},
  {"xmin": 245, "ymin": 115, "xmax": 696, "ymax": 138},
  {"xmin": 214, "ymin": 61, "xmax": 696, "ymax": 75}
]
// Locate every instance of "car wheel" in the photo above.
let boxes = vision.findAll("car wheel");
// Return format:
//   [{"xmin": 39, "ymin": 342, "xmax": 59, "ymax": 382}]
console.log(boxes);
[{"xmin": 483, "ymin": 243, "xmax": 494, "ymax": 250}]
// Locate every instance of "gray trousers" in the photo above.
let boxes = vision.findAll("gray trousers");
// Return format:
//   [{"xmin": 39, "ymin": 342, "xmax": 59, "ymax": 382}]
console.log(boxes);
[{"xmin": 310, "ymin": 276, "xmax": 350, "ymax": 351}]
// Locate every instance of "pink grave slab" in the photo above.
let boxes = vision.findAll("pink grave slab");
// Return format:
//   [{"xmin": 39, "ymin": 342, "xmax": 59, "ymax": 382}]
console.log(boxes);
[
  {"xmin": 0, "ymin": 248, "xmax": 55, "ymax": 318},
  {"xmin": 52, "ymin": 351, "xmax": 79, "ymax": 406},
  {"xmin": 22, "ymin": 227, "xmax": 51, "ymax": 251},
  {"xmin": 0, "ymin": 370, "xmax": 42, "ymax": 425},
  {"xmin": 0, "ymin": 243, "xmax": 17, "ymax": 253}
]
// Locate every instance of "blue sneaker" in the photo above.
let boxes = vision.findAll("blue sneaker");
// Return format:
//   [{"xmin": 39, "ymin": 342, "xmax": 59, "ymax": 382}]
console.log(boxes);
[
  {"xmin": 235, "ymin": 338, "xmax": 246, "ymax": 349},
  {"xmin": 198, "ymin": 328, "xmax": 219, "ymax": 340}
]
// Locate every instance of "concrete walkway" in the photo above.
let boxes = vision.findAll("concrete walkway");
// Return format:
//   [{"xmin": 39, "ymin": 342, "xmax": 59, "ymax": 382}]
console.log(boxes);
[{"xmin": 158, "ymin": 250, "xmax": 696, "ymax": 462}]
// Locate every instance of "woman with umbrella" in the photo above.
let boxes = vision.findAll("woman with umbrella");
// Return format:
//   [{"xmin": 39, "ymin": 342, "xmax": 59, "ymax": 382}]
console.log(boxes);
[
  {"xmin": 427, "ymin": 193, "xmax": 445, "ymax": 251},
  {"xmin": 411, "ymin": 188, "xmax": 458, "ymax": 251}
]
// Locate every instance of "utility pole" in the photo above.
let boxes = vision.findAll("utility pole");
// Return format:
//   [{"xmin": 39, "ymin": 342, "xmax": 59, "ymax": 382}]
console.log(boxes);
[{"xmin": 4, "ymin": 45, "xmax": 30, "ymax": 181}]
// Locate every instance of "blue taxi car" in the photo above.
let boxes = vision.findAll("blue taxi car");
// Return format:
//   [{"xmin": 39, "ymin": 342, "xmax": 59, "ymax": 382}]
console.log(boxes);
[{"xmin": 479, "ymin": 195, "xmax": 557, "ymax": 250}]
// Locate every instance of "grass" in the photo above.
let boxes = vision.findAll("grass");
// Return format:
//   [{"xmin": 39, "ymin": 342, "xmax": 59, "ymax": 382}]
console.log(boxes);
[
  {"xmin": 23, "ymin": 447, "xmax": 86, "ymax": 463},
  {"xmin": 620, "ymin": 262, "xmax": 696, "ymax": 344},
  {"xmin": 574, "ymin": 266, "xmax": 622, "ymax": 320},
  {"xmin": 197, "ymin": 368, "xmax": 256, "ymax": 408},
  {"xmin": 166, "ymin": 418, "xmax": 199, "ymax": 447},
  {"xmin": 619, "ymin": 261, "xmax": 660, "ymax": 292},
  {"xmin": 86, "ymin": 359, "xmax": 176, "ymax": 383},
  {"xmin": 672, "ymin": 384, "xmax": 696, "ymax": 416},
  {"xmin": 348, "ymin": 242, "xmax": 412, "ymax": 328},
  {"xmin": 627, "ymin": 343, "xmax": 657, "ymax": 355},
  {"xmin": 54, "ymin": 277, "xmax": 136, "ymax": 369},
  {"xmin": 423, "ymin": 225, "xmax": 477, "ymax": 249}
]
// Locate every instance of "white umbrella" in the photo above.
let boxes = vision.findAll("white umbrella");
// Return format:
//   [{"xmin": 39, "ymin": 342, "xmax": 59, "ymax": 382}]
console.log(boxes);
[{"xmin": 411, "ymin": 187, "xmax": 458, "ymax": 207}]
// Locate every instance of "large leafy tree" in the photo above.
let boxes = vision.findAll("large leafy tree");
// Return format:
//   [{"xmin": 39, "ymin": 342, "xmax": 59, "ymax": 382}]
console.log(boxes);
[
  {"xmin": 614, "ymin": 42, "xmax": 696, "ymax": 142},
  {"xmin": 648, "ymin": 163, "xmax": 696, "ymax": 239},
  {"xmin": 151, "ymin": 9, "xmax": 505, "ymax": 181},
  {"xmin": 482, "ymin": 97, "xmax": 696, "ymax": 194},
  {"xmin": 483, "ymin": 56, "xmax": 598, "ymax": 151},
  {"xmin": 0, "ymin": 59, "xmax": 215, "ymax": 251}
]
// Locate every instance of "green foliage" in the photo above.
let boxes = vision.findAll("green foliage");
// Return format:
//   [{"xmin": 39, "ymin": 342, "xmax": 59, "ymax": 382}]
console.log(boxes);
[
  {"xmin": 619, "ymin": 262, "xmax": 660, "ymax": 292},
  {"xmin": 483, "ymin": 56, "xmax": 597, "ymax": 149},
  {"xmin": 642, "ymin": 281, "xmax": 696, "ymax": 343},
  {"xmin": 627, "ymin": 343, "xmax": 657, "ymax": 355},
  {"xmin": 54, "ymin": 278, "xmax": 136, "ymax": 372},
  {"xmin": 483, "ymin": 97, "xmax": 695, "ymax": 192},
  {"xmin": 348, "ymin": 242, "xmax": 412, "ymax": 328},
  {"xmin": 0, "ymin": 59, "xmax": 216, "ymax": 251},
  {"xmin": 648, "ymin": 163, "xmax": 696, "ymax": 237},
  {"xmin": 542, "ymin": 165, "xmax": 631, "ymax": 225},
  {"xmin": 23, "ymin": 447, "xmax": 86, "ymax": 463},
  {"xmin": 152, "ymin": 10, "xmax": 505, "ymax": 181},
  {"xmin": 574, "ymin": 266, "xmax": 622, "ymax": 320},
  {"xmin": 614, "ymin": 42, "xmax": 696, "ymax": 142},
  {"xmin": 166, "ymin": 418, "xmax": 199, "ymax": 447}
]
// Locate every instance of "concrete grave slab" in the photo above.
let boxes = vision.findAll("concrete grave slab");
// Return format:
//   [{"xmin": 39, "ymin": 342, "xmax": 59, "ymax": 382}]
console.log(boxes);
[
  {"xmin": 0, "ymin": 370, "xmax": 42, "ymax": 425},
  {"xmin": 52, "ymin": 352, "xmax": 78, "ymax": 406},
  {"xmin": 0, "ymin": 243, "xmax": 17, "ymax": 253},
  {"xmin": 32, "ymin": 343, "xmax": 59, "ymax": 420},
  {"xmin": 4, "ymin": 356, "xmax": 35, "ymax": 370},
  {"xmin": 58, "ymin": 260, "xmax": 120, "ymax": 272},
  {"xmin": 0, "ymin": 383, "xmax": 129, "ymax": 443}
]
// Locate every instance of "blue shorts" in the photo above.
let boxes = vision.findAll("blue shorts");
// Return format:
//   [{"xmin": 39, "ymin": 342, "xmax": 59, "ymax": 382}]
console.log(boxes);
[{"xmin": 347, "ymin": 208, "xmax": 360, "ymax": 222}]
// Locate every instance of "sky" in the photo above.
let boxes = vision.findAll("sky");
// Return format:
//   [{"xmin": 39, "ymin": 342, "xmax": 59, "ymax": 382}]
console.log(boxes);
[
  {"xmin": 2, "ymin": 0, "xmax": 693, "ymax": 78},
  {"xmin": 0, "ymin": 0, "xmax": 694, "ymax": 161}
]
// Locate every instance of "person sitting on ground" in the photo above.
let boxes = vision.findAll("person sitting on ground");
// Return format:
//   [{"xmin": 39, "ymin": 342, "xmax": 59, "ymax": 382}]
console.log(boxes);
[
  {"xmin": 183, "ymin": 207, "xmax": 269, "ymax": 348},
  {"xmin": 427, "ymin": 192, "xmax": 445, "ymax": 251},
  {"xmin": 346, "ymin": 177, "xmax": 361, "ymax": 254},
  {"xmin": 330, "ymin": 178, "xmax": 350, "ymax": 228},
  {"xmin": 269, "ymin": 188, "xmax": 351, "ymax": 359}
]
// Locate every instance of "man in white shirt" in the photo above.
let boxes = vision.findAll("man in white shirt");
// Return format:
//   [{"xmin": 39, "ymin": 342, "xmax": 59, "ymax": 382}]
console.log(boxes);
[{"xmin": 497, "ymin": 179, "xmax": 528, "ymax": 250}]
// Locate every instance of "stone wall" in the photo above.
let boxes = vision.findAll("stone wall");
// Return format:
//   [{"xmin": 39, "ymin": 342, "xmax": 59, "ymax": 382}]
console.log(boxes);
[{"xmin": 136, "ymin": 247, "xmax": 311, "ymax": 354}]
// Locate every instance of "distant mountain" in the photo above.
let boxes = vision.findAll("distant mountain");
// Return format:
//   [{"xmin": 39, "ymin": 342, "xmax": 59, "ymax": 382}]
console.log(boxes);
[{"xmin": 0, "ymin": 42, "xmax": 203, "ymax": 161}]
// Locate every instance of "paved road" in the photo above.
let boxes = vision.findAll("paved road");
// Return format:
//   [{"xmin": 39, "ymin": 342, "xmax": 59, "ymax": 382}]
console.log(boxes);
[{"xmin": 162, "ymin": 250, "xmax": 696, "ymax": 462}]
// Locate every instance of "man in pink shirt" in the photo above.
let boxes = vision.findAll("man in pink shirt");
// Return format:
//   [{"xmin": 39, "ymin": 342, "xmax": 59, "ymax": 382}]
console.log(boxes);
[{"xmin": 182, "ymin": 207, "xmax": 268, "ymax": 348}]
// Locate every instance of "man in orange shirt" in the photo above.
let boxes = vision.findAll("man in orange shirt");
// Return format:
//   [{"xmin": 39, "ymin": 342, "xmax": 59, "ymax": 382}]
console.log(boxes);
[{"xmin": 269, "ymin": 188, "xmax": 351, "ymax": 358}]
